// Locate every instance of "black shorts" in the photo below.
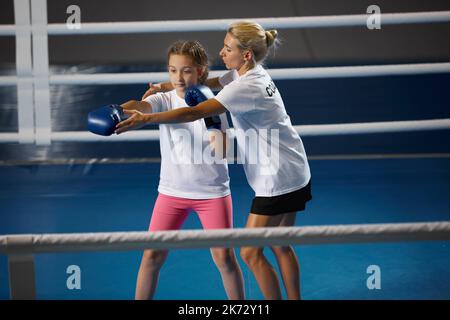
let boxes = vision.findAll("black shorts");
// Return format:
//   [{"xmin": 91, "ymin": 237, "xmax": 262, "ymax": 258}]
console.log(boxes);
[{"xmin": 250, "ymin": 180, "xmax": 312, "ymax": 216}]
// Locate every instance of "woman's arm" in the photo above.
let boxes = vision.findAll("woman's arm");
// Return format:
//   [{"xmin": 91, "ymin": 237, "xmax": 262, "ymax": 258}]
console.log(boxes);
[
  {"xmin": 152, "ymin": 98, "xmax": 226, "ymax": 124},
  {"xmin": 115, "ymin": 98, "xmax": 227, "ymax": 134},
  {"xmin": 121, "ymin": 100, "xmax": 152, "ymax": 113},
  {"xmin": 204, "ymin": 77, "xmax": 222, "ymax": 90},
  {"xmin": 141, "ymin": 83, "xmax": 174, "ymax": 100},
  {"xmin": 141, "ymin": 78, "xmax": 221, "ymax": 100}
]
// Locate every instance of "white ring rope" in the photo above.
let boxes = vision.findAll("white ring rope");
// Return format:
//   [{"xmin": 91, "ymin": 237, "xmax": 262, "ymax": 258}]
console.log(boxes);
[
  {"xmin": 1, "ymin": 118, "xmax": 450, "ymax": 144},
  {"xmin": 1, "ymin": 62, "xmax": 449, "ymax": 87},
  {"xmin": 1, "ymin": 11, "xmax": 450, "ymax": 36},
  {"xmin": 0, "ymin": 222, "xmax": 449, "ymax": 254},
  {"xmin": 294, "ymin": 119, "xmax": 450, "ymax": 136}
]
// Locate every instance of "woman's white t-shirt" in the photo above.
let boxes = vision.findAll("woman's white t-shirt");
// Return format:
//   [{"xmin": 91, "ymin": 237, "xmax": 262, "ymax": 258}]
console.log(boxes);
[
  {"xmin": 144, "ymin": 90, "xmax": 230, "ymax": 199},
  {"xmin": 215, "ymin": 65, "xmax": 311, "ymax": 197}
]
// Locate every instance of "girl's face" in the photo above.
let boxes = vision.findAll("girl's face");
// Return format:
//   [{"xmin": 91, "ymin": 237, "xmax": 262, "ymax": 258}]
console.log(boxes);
[
  {"xmin": 219, "ymin": 32, "xmax": 252, "ymax": 73},
  {"xmin": 168, "ymin": 54, "xmax": 204, "ymax": 96}
]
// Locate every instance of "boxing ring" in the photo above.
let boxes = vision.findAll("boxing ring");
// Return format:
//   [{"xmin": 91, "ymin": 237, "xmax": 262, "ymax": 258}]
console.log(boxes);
[{"xmin": 1, "ymin": 0, "xmax": 450, "ymax": 300}]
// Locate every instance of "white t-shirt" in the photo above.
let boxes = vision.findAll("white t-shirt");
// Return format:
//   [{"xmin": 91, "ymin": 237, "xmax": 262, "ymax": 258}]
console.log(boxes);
[
  {"xmin": 215, "ymin": 65, "xmax": 311, "ymax": 197},
  {"xmin": 144, "ymin": 90, "xmax": 230, "ymax": 199}
]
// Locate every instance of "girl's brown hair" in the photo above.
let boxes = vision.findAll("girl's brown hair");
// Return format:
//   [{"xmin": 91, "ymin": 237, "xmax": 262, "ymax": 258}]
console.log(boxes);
[{"xmin": 167, "ymin": 40, "xmax": 209, "ymax": 84}]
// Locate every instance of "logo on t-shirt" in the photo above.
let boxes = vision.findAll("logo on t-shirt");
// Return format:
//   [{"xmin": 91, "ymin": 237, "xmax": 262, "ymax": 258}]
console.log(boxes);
[{"xmin": 265, "ymin": 80, "xmax": 277, "ymax": 97}]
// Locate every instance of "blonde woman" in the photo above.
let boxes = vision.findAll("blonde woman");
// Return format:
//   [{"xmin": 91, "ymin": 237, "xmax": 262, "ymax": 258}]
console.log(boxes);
[{"xmin": 117, "ymin": 23, "xmax": 312, "ymax": 300}]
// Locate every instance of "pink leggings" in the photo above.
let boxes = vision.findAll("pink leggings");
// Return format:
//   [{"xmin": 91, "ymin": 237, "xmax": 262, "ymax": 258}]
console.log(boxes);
[{"xmin": 149, "ymin": 193, "xmax": 233, "ymax": 231}]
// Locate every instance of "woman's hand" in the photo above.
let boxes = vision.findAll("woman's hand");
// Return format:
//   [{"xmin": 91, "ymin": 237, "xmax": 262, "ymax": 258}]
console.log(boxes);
[
  {"xmin": 115, "ymin": 109, "xmax": 151, "ymax": 134},
  {"xmin": 141, "ymin": 83, "xmax": 162, "ymax": 100}
]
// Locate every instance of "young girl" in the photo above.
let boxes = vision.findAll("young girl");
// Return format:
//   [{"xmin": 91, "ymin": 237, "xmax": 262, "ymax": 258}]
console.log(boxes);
[
  {"xmin": 120, "ymin": 40, "xmax": 245, "ymax": 300},
  {"xmin": 117, "ymin": 22, "xmax": 312, "ymax": 300}
]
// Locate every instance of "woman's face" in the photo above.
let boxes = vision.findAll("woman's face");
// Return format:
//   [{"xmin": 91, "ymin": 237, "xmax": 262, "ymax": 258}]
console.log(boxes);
[
  {"xmin": 168, "ymin": 54, "xmax": 203, "ymax": 95},
  {"xmin": 219, "ymin": 33, "xmax": 247, "ymax": 71}
]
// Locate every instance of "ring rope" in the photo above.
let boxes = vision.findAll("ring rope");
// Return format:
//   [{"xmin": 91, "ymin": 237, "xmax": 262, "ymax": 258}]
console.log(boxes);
[
  {"xmin": 1, "ymin": 62, "xmax": 450, "ymax": 87},
  {"xmin": 1, "ymin": 221, "xmax": 449, "ymax": 254},
  {"xmin": 1, "ymin": 118, "xmax": 450, "ymax": 143},
  {"xmin": 1, "ymin": 11, "xmax": 450, "ymax": 36}
]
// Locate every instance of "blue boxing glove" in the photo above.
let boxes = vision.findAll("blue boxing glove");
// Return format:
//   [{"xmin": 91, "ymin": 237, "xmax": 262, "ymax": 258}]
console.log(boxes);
[
  {"xmin": 185, "ymin": 85, "xmax": 221, "ymax": 130},
  {"xmin": 87, "ymin": 104, "xmax": 126, "ymax": 136}
]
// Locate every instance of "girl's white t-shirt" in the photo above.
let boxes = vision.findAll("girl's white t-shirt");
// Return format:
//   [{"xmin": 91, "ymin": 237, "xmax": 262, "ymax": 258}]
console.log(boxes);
[
  {"xmin": 144, "ymin": 90, "xmax": 230, "ymax": 199},
  {"xmin": 215, "ymin": 65, "xmax": 311, "ymax": 197}
]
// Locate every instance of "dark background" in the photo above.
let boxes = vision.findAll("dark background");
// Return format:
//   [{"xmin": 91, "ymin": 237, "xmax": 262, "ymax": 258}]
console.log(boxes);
[{"xmin": 1, "ymin": 0, "xmax": 450, "ymax": 161}]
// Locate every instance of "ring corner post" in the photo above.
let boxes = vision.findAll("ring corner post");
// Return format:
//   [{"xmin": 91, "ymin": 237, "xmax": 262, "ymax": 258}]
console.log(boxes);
[{"xmin": 8, "ymin": 253, "xmax": 37, "ymax": 300}]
